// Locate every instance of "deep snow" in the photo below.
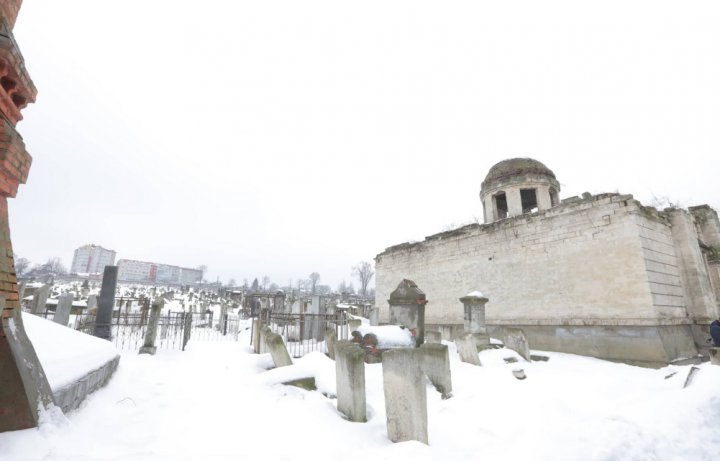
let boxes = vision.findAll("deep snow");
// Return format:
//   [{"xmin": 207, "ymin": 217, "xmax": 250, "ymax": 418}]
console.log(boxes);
[{"xmin": 1, "ymin": 320, "xmax": 718, "ymax": 461}]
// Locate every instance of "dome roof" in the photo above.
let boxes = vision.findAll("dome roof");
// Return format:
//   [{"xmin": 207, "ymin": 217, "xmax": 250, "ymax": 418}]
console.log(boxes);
[{"xmin": 482, "ymin": 158, "xmax": 556, "ymax": 190}]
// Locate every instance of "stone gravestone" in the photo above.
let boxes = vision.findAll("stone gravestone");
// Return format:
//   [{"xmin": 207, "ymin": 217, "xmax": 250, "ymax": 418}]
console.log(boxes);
[
  {"xmin": 460, "ymin": 292, "xmax": 491, "ymax": 349},
  {"xmin": 259, "ymin": 326, "xmax": 272, "ymax": 354},
  {"xmin": 388, "ymin": 279, "xmax": 427, "ymax": 346},
  {"xmin": 53, "ymin": 293, "xmax": 74, "ymax": 327},
  {"xmin": 94, "ymin": 266, "xmax": 118, "ymax": 340},
  {"xmin": 420, "ymin": 343, "xmax": 452, "ymax": 399},
  {"xmin": 30, "ymin": 283, "xmax": 51, "ymax": 314},
  {"xmin": 456, "ymin": 334, "xmax": 482, "ymax": 366},
  {"xmin": 325, "ymin": 328, "xmax": 338, "ymax": 360},
  {"xmin": 503, "ymin": 328, "xmax": 531, "ymax": 362},
  {"xmin": 252, "ymin": 318, "xmax": 262, "ymax": 354},
  {"xmin": 335, "ymin": 341, "xmax": 366, "ymax": 422},
  {"xmin": 86, "ymin": 294, "xmax": 98, "ymax": 312},
  {"xmin": 139, "ymin": 298, "xmax": 164, "ymax": 355},
  {"xmin": 369, "ymin": 307, "xmax": 380, "ymax": 326},
  {"xmin": 265, "ymin": 332, "xmax": 292, "ymax": 368},
  {"xmin": 424, "ymin": 331, "xmax": 442, "ymax": 344},
  {"xmin": 348, "ymin": 318, "xmax": 362, "ymax": 333},
  {"xmin": 382, "ymin": 348, "xmax": 428, "ymax": 444}
]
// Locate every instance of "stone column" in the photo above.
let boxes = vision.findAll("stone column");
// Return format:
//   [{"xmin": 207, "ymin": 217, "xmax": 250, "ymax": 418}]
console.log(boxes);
[
  {"xmin": 53, "ymin": 292, "xmax": 74, "ymax": 326},
  {"xmin": 139, "ymin": 298, "xmax": 164, "ymax": 355},
  {"xmin": 388, "ymin": 279, "xmax": 428, "ymax": 347},
  {"xmin": 460, "ymin": 292, "xmax": 491, "ymax": 349},
  {"xmin": 30, "ymin": 283, "xmax": 50, "ymax": 315},
  {"xmin": 382, "ymin": 348, "xmax": 428, "ymax": 444},
  {"xmin": 94, "ymin": 266, "xmax": 118, "ymax": 340},
  {"xmin": 335, "ymin": 341, "xmax": 366, "ymax": 422}
]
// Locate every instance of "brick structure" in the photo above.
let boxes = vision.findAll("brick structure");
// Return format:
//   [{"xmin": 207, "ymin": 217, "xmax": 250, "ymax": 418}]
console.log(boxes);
[
  {"xmin": 0, "ymin": 1, "xmax": 56, "ymax": 432},
  {"xmin": 376, "ymin": 158, "xmax": 720, "ymax": 366}
]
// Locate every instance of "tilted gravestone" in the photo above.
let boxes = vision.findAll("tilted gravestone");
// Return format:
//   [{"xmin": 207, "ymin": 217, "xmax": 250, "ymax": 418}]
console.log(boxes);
[
  {"xmin": 420, "ymin": 343, "xmax": 452, "ymax": 399},
  {"xmin": 94, "ymin": 266, "xmax": 118, "ymax": 340},
  {"xmin": 139, "ymin": 298, "xmax": 164, "ymax": 355},
  {"xmin": 503, "ymin": 328, "xmax": 531, "ymax": 362},
  {"xmin": 456, "ymin": 334, "xmax": 482, "ymax": 366},
  {"xmin": 53, "ymin": 293, "xmax": 74, "ymax": 327},
  {"xmin": 382, "ymin": 348, "xmax": 428, "ymax": 444},
  {"xmin": 335, "ymin": 341, "xmax": 366, "ymax": 422},
  {"xmin": 325, "ymin": 328, "xmax": 338, "ymax": 360},
  {"xmin": 265, "ymin": 332, "xmax": 292, "ymax": 368},
  {"xmin": 30, "ymin": 283, "xmax": 51, "ymax": 314}
]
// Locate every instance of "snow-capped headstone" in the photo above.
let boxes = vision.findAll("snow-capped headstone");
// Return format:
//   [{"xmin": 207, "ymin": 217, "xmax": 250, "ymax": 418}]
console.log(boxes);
[
  {"xmin": 388, "ymin": 279, "xmax": 427, "ymax": 347},
  {"xmin": 460, "ymin": 291, "xmax": 489, "ymax": 335},
  {"xmin": 456, "ymin": 334, "xmax": 482, "ymax": 366},
  {"xmin": 382, "ymin": 348, "xmax": 428, "ymax": 444},
  {"xmin": 139, "ymin": 298, "xmax": 164, "ymax": 355},
  {"xmin": 335, "ymin": 341, "xmax": 366, "ymax": 422},
  {"xmin": 53, "ymin": 293, "xmax": 74, "ymax": 327},
  {"xmin": 503, "ymin": 328, "xmax": 531, "ymax": 362},
  {"xmin": 265, "ymin": 332, "xmax": 292, "ymax": 368},
  {"xmin": 420, "ymin": 343, "xmax": 452, "ymax": 399}
]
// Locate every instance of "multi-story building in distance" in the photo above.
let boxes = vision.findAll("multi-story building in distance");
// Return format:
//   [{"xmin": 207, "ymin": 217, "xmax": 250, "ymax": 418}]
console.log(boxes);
[
  {"xmin": 70, "ymin": 244, "xmax": 117, "ymax": 275},
  {"xmin": 117, "ymin": 259, "xmax": 204, "ymax": 285}
]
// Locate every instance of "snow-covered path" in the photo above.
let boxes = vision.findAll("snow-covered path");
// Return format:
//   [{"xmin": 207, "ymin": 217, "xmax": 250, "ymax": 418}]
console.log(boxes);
[{"xmin": 1, "ymin": 326, "xmax": 718, "ymax": 461}]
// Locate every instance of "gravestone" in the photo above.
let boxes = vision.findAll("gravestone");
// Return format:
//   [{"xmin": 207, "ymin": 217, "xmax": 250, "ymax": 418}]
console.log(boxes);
[
  {"xmin": 388, "ymin": 279, "xmax": 427, "ymax": 346},
  {"xmin": 503, "ymin": 328, "xmax": 531, "ymax": 362},
  {"xmin": 369, "ymin": 307, "xmax": 380, "ymax": 326},
  {"xmin": 348, "ymin": 318, "xmax": 362, "ymax": 333},
  {"xmin": 252, "ymin": 318, "xmax": 262, "ymax": 354},
  {"xmin": 265, "ymin": 332, "xmax": 292, "ymax": 368},
  {"xmin": 53, "ymin": 293, "xmax": 74, "ymax": 327},
  {"xmin": 335, "ymin": 341, "xmax": 366, "ymax": 422},
  {"xmin": 420, "ymin": 343, "xmax": 452, "ymax": 399},
  {"xmin": 30, "ymin": 283, "xmax": 50, "ymax": 314},
  {"xmin": 456, "ymin": 334, "xmax": 482, "ymax": 366},
  {"xmin": 460, "ymin": 292, "xmax": 491, "ymax": 349},
  {"xmin": 325, "ymin": 328, "xmax": 338, "ymax": 359},
  {"xmin": 424, "ymin": 331, "xmax": 442, "ymax": 344},
  {"xmin": 710, "ymin": 347, "xmax": 720, "ymax": 366},
  {"xmin": 94, "ymin": 266, "xmax": 118, "ymax": 340},
  {"xmin": 139, "ymin": 298, "xmax": 164, "ymax": 355},
  {"xmin": 260, "ymin": 326, "xmax": 271, "ymax": 354},
  {"xmin": 86, "ymin": 294, "xmax": 98, "ymax": 312},
  {"xmin": 382, "ymin": 348, "xmax": 428, "ymax": 444}
]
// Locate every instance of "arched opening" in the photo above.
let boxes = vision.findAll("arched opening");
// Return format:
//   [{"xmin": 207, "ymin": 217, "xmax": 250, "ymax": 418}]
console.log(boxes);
[
  {"xmin": 493, "ymin": 191, "xmax": 508, "ymax": 219},
  {"xmin": 521, "ymin": 188, "xmax": 538, "ymax": 213}
]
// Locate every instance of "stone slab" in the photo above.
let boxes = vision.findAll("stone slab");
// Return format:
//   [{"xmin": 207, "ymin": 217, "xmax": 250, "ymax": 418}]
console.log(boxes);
[{"xmin": 382, "ymin": 348, "xmax": 428, "ymax": 444}]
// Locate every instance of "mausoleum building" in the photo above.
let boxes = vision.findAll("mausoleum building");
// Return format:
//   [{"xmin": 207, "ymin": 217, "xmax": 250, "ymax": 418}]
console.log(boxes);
[{"xmin": 375, "ymin": 158, "xmax": 720, "ymax": 366}]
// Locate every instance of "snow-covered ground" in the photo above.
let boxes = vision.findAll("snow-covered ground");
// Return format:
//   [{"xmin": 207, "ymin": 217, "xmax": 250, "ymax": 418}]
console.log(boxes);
[{"xmin": 1, "ymin": 321, "xmax": 718, "ymax": 461}]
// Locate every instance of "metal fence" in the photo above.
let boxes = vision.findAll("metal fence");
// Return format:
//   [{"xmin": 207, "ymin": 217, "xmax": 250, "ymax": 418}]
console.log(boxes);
[{"xmin": 263, "ymin": 311, "xmax": 350, "ymax": 358}]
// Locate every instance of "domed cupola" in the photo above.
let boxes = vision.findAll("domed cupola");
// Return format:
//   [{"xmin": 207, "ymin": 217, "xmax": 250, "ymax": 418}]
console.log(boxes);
[{"xmin": 480, "ymin": 158, "xmax": 561, "ymax": 223}]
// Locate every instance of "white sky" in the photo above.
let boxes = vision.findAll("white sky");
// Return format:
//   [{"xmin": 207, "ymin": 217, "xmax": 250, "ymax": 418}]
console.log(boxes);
[{"xmin": 9, "ymin": 0, "xmax": 720, "ymax": 288}]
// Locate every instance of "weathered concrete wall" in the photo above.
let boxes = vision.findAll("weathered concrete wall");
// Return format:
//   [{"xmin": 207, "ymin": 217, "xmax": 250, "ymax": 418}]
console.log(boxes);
[
  {"xmin": 53, "ymin": 356, "xmax": 120, "ymax": 413},
  {"xmin": 376, "ymin": 194, "xmax": 711, "ymax": 363}
]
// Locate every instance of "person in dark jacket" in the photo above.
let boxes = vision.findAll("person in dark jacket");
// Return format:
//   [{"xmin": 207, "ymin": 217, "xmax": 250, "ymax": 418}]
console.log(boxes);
[{"xmin": 710, "ymin": 319, "xmax": 720, "ymax": 347}]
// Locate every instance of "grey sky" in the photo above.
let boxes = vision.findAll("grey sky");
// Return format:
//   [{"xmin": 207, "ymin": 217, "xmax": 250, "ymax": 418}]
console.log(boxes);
[{"xmin": 9, "ymin": 0, "xmax": 720, "ymax": 289}]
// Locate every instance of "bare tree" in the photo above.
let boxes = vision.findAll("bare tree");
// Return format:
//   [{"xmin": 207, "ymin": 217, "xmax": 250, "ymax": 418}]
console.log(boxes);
[
  {"xmin": 46, "ymin": 257, "xmax": 68, "ymax": 275},
  {"xmin": 352, "ymin": 261, "xmax": 374, "ymax": 298},
  {"xmin": 309, "ymin": 272, "xmax": 320, "ymax": 294},
  {"xmin": 14, "ymin": 256, "xmax": 30, "ymax": 276}
]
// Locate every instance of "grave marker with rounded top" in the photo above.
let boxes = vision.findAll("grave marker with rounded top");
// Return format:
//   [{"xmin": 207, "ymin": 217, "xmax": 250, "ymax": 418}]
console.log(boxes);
[
  {"xmin": 335, "ymin": 341, "xmax": 366, "ymax": 422},
  {"xmin": 388, "ymin": 279, "xmax": 427, "ymax": 347},
  {"xmin": 382, "ymin": 348, "xmax": 428, "ymax": 444}
]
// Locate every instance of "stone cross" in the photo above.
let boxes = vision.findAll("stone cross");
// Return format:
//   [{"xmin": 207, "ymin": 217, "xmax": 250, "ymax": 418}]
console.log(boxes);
[
  {"xmin": 382, "ymin": 348, "xmax": 428, "ymax": 444},
  {"xmin": 53, "ymin": 293, "xmax": 74, "ymax": 327},
  {"xmin": 94, "ymin": 266, "xmax": 118, "ymax": 340},
  {"xmin": 139, "ymin": 298, "xmax": 164, "ymax": 355},
  {"xmin": 335, "ymin": 341, "xmax": 366, "ymax": 422}
]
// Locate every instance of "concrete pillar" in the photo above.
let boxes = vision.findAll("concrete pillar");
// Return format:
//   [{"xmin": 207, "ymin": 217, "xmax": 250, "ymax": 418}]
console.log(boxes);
[
  {"xmin": 425, "ymin": 331, "xmax": 442, "ymax": 343},
  {"xmin": 335, "ymin": 341, "xmax": 366, "ymax": 422},
  {"xmin": 506, "ymin": 188, "xmax": 523, "ymax": 218},
  {"xmin": 369, "ymin": 307, "xmax": 379, "ymax": 326},
  {"xmin": 456, "ymin": 335, "xmax": 482, "ymax": 366},
  {"xmin": 30, "ymin": 283, "xmax": 50, "ymax": 315},
  {"xmin": 382, "ymin": 348, "xmax": 428, "ymax": 444},
  {"xmin": 94, "ymin": 266, "xmax": 118, "ymax": 340},
  {"xmin": 139, "ymin": 298, "xmax": 164, "ymax": 355},
  {"xmin": 420, "ymin": 343, "xmax": 452, "ymax": 399},
  {"xmin": 325, "ymin": 328, "xmax": 337, "ymax": 359},
  {"xmin": 265, "ymin": 332, "xmax": 292, "ymax": 368},
  {"xmin": 53, "ymin": 293, "xmax": 73, "ymax": 327},
  {"xmin": 388, "ymin": 279, "xmax": 427, "ymax": 347},
  {"xmin": 503, "ymin": 328, "xmax": 531, "ymax": 362},
  {"xmin": 536, "ymin": 184, "xmax": 552, "ymax": 211}
]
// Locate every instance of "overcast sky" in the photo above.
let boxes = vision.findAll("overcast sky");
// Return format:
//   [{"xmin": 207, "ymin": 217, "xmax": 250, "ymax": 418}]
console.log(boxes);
[{"xmin": 9, "ymin": 0, "xmax": 720, "ymax": 289}]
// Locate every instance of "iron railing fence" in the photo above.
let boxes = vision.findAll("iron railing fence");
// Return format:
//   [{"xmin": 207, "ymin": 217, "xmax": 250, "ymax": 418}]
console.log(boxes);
[{"xmin": 262, "ymin": 311, "xmax": 350, "ymax": 358}]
